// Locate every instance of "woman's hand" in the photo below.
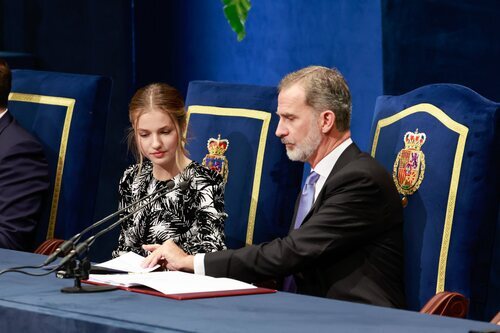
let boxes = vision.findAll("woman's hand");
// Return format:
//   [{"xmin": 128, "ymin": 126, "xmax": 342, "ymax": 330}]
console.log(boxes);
[{"xmin": 142, "ymin": 240, "xmax": 194, "ymax": 272}]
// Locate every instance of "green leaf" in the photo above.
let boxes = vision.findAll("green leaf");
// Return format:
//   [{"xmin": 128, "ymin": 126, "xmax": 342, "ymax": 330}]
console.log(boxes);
[{"xmin": 221, "ymin": 0, "xmax": 251, "ymax": 41}]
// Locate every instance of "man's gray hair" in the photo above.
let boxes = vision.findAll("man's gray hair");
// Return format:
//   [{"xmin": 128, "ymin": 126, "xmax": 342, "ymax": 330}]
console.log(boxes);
[{"xmin": 279, "ymin": 66, "xmax": 351, "ymax": 132}]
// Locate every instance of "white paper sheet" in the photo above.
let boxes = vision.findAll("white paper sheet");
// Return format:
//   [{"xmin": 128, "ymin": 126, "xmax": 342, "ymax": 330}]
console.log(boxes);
[
  {"xmin": 88, "ymin": 271, "xmax": 256, "ymax": 294},
  {"xmin": 94, "ymin": 252, "xmax": 159, "ymax": 273}
]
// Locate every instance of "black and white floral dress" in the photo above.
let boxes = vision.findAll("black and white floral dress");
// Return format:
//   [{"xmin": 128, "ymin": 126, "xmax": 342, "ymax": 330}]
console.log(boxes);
[{"xmin": 112, "ymin": 160, "xmax": 226, "ymax": 257}]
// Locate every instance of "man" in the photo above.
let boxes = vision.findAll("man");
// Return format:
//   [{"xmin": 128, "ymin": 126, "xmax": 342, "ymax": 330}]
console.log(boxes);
[
  {"xmin": 142, "ymin": 66, "xmax": 405, "ymax": 308},
  {"xmin": 0, "ymin": 58, "xmax": 49, "ymax": 251}
]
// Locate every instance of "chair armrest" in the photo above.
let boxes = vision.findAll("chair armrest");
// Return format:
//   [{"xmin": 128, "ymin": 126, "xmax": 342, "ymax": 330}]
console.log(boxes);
[
  {"xmin": 420, "ymin": 291, "xmax": 469, "ymax": 318},
  {"xmin": 34, "ymin": 238, "xmax": 65, "ymax": 255}
]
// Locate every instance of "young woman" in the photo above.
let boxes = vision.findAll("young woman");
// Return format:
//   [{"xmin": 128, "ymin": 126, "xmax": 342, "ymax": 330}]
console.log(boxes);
[{"xmin": 112, "ymin": 83, "xmax": 226, "ymax": 258}]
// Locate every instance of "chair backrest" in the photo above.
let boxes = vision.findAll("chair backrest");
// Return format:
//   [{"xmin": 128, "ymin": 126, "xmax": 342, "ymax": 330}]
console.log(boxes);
[
  {"xmin": 8, "ymin": 69, "xmax": 112, "ymax": 248},
  {"xmin": 184, "ymin": 81, "xmax": 303, "ymax": 249},
  {"xmin": 369, "ymin": 84, "xmax": 499, "ymax": 321}
]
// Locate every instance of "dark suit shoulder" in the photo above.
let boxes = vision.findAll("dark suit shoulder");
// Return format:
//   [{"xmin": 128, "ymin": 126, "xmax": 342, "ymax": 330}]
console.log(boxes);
[
  {"xmin": 0, "ymin": 119, "xmax": 48, "ymax": 177},
  {"xmin": 0, "ymin": 124, "xmax": 47, "ymax": 177},
  {"xmin": 0, "ymin": 114, "xmax": 49, "ymax": 251},
  {"xmin": 338, "ymin": 152, "xmax": 390, "ymax": 178},
  {"xmin": 0, "ymin": 118, "xmax": 45, "ymax": 159},
  {"xmin": 327, "ymin": 149, "xmax": 393, "ymax": 188},
  {"xmin": 320, "ymin": 149, "xmax": 402, "ymax": 224}
]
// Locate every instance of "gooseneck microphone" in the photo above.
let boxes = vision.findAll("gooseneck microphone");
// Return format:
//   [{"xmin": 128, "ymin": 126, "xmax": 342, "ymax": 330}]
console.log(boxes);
[
  {"xmin": 57, "ymin": 180, "xmax": 190, "ymax": 269},
  {"xmin": 42, "ymin": 180, "xmax": 177, "ymax": 266},
  {"xmin": 0, "ymin": 180, "xmax": 188, "ymax": 278}
]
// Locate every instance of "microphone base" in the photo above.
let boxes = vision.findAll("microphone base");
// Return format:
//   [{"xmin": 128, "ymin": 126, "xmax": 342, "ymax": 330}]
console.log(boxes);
[
  {"xmin": 61, "ymin": 274, "xmax": 118, "ymax": 293},
  {"xmin": 61, "ymin": 284, "xmax": 118, "ymax": 293}
]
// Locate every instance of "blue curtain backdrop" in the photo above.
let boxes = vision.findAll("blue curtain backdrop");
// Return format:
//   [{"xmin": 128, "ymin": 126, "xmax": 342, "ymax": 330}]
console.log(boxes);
[
  {"xmin": 382, "ymin": 0, "xmax": 500, "ymax": 101},
  {"xmin": 133, "ymin": 1, "xmax": 383, "ymax": 153}
]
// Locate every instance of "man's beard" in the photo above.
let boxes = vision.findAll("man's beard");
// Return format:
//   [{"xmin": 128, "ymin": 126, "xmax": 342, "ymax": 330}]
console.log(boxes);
[{"xmin": 284, "ymin": 120, "xmax": 322, "ymax": 162}]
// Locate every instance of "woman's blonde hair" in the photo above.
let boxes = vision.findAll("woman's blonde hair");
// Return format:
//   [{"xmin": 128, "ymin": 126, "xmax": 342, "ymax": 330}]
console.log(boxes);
[{"xmin": 127, "ymin": 83, "xmax": 188, "ymax": 171}]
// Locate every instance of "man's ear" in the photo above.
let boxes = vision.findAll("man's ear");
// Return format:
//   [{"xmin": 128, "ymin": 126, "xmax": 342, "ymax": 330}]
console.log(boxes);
[{"xmin": 319, "ymin": 110, "xmax": 335, "ymax": 133}]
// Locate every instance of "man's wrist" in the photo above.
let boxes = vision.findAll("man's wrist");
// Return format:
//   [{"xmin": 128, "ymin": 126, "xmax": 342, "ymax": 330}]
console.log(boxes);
[{"xmin": 182, "ymin": 255, "xmax": 195, "ymax": 273}]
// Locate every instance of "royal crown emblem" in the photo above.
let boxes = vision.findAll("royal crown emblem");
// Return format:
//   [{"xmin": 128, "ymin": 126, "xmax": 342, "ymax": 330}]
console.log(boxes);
[
  {"xmin": 202, "ymin": 134, "xmax": 229, "ymax": 182},
  {"xmin": 392, "ymin": 129, "xmax": 426, "ymax": 207}
]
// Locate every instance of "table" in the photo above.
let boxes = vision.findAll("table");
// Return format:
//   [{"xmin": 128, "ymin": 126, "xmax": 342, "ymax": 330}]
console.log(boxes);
[{"xmin": 0, "ymin": 249, "xmax": 498, "ymax": 333}]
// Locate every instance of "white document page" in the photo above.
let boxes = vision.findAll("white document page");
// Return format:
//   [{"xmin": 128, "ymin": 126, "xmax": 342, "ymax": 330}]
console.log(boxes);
[
  {"xmin": 94, "ymin": 252, "xmax": 159, "ymax": 273},
  {"xmin": 88, "ymin": 271, "xmax": 256, "ymax": 294},
  {"xmin": 88, "ymin": 273, "xmax": 142, "ymax": 287}
]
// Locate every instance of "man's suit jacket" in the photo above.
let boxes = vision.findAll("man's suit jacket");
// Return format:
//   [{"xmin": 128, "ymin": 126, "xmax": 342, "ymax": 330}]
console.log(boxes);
[
  {"xmin": 0, "ymin": 111, "xmax": 49, "ymax": 251},
  {"xmin": 205, "ymin": 143, "xmax": 405, "ymax": 308}
]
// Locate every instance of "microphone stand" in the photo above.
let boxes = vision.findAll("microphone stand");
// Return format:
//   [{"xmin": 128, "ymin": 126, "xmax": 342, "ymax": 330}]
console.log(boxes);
[
  {"xmin": 58, "ymin": 256, "xmax": 110, "ymax": 293},
  {"xmin": 58, "ymin": 181, "xmax": 189, "ymax": 293},
  {"xmin": 42, "ymin": 180, "xmax": 176, "ymax": 267}
]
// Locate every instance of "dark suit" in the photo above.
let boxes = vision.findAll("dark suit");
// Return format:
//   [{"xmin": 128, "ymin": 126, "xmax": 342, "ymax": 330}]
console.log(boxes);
[
  {"xmin": 205, "ymin": 143, "xmax": 405, "ymax": 308},
  {"xmin": 0, "ymin": 111, "xmax": 49, "ymax": 251}
]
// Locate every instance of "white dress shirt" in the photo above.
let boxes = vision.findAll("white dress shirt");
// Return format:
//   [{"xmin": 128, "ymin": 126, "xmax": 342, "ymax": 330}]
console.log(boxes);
[
  {"xmin": 311, "ymin": 137, "xmax": 352, "ymax": 202},
  {"xmin": 194, "ymin": 138, "xmax": 354, "ymax": 275}
]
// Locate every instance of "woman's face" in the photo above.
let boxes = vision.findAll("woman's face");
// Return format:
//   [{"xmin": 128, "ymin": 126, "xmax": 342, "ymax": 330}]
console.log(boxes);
[{"xmin": 135, "ymin": 108, "xmax": 178, "ymax": 170}]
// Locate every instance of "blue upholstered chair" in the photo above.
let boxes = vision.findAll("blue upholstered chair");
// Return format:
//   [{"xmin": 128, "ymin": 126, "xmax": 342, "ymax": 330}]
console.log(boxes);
[
  {"xmin": 8, "ymin": 70, "xmax": 112, "ymax": 252},
  {"xmin": 369, "ymin": 84, "xmax": 499, "ymax": 320},
  {"xmin": 184, "ymin": 81, "xmax": 303, "ymax": 249}
]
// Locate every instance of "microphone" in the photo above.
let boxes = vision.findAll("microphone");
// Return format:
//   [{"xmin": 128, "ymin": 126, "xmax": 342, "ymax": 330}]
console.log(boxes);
[
  {"xmin": 57, "ymin": 180, "xmax": 190, "ymax": 268},
  {"xmin": 43, "ymin": 179, "xmax": 178, "ymax": 266}
]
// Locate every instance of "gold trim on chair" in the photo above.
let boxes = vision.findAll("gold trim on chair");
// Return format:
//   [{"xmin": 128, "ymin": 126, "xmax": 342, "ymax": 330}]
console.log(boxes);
[
  {"xmin": 186, "ymin": 105, "xmax": 272, "ymax": 246},
  {"xmin": 8, "ymin": 92, "xmax": 75, "ymax": 240},
  {"xmin": 371, "ymin": 103, "xmax": 468, "ymax": 294}
]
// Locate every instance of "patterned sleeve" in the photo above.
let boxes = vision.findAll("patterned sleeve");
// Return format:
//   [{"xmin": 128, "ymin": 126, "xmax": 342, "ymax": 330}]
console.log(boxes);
[
  {"xmin": 112, "ymin": 166, "xmax": 143, "ymax": 257},
  {"xmin": 175, "ymin": 166, "xmax": 227, "ymax": 254}
]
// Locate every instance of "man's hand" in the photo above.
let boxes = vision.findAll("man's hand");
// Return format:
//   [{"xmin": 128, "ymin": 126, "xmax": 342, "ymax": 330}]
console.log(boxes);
[{"xmin": 141, "ymin": 240, "xmax": 194, "ymax": 272}]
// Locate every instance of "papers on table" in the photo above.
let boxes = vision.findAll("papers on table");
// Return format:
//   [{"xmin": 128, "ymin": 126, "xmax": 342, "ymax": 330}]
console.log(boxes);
[
  {"xmin": 88, "ymin": 271, "xmax": 257, "ymax": 295},
  {"xmin": 87, "ymin": 251, "xmax": 265, "ymax": 299},
  {"xmin": 93, "ymin": 251, "xmax": 159, "ymax": 273}
]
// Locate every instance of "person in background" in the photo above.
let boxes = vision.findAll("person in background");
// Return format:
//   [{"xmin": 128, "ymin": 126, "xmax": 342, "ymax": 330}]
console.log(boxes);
[
  {"xmin": 141, "ymin": 66, "xmax": 405, "ymax": 308},
  {"xmin": 112, "ymin": 83, "xmax": 226, "ymax": 258},
  {"xmin": 0, "ymin": 58, "xmax": 49, "ymax": 251}
]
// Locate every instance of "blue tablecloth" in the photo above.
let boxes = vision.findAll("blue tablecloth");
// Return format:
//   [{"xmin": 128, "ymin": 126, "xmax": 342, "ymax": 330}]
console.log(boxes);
[{"xmin": 0, "ymin": 249, "xmax": 498, "ymax": 333}]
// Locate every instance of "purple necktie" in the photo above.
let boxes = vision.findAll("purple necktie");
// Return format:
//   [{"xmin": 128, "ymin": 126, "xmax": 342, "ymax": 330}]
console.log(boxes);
[
  {"xmin": 293, "ymin": 171, "xmax": 320, "ymax": 229},
  {"xmin": 283, "ymin": 171, "xmax": 320, "ymax": 292}
]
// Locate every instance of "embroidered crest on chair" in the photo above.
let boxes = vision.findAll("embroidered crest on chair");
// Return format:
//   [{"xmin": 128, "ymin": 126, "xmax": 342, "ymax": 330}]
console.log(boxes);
[
  {"xmin": 392, "ymin": 129, "xmax": 426, "ymax": 207},
  {"xmin": 202, "ymin": 134, "xmax": 229, "ymax": 182}
]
